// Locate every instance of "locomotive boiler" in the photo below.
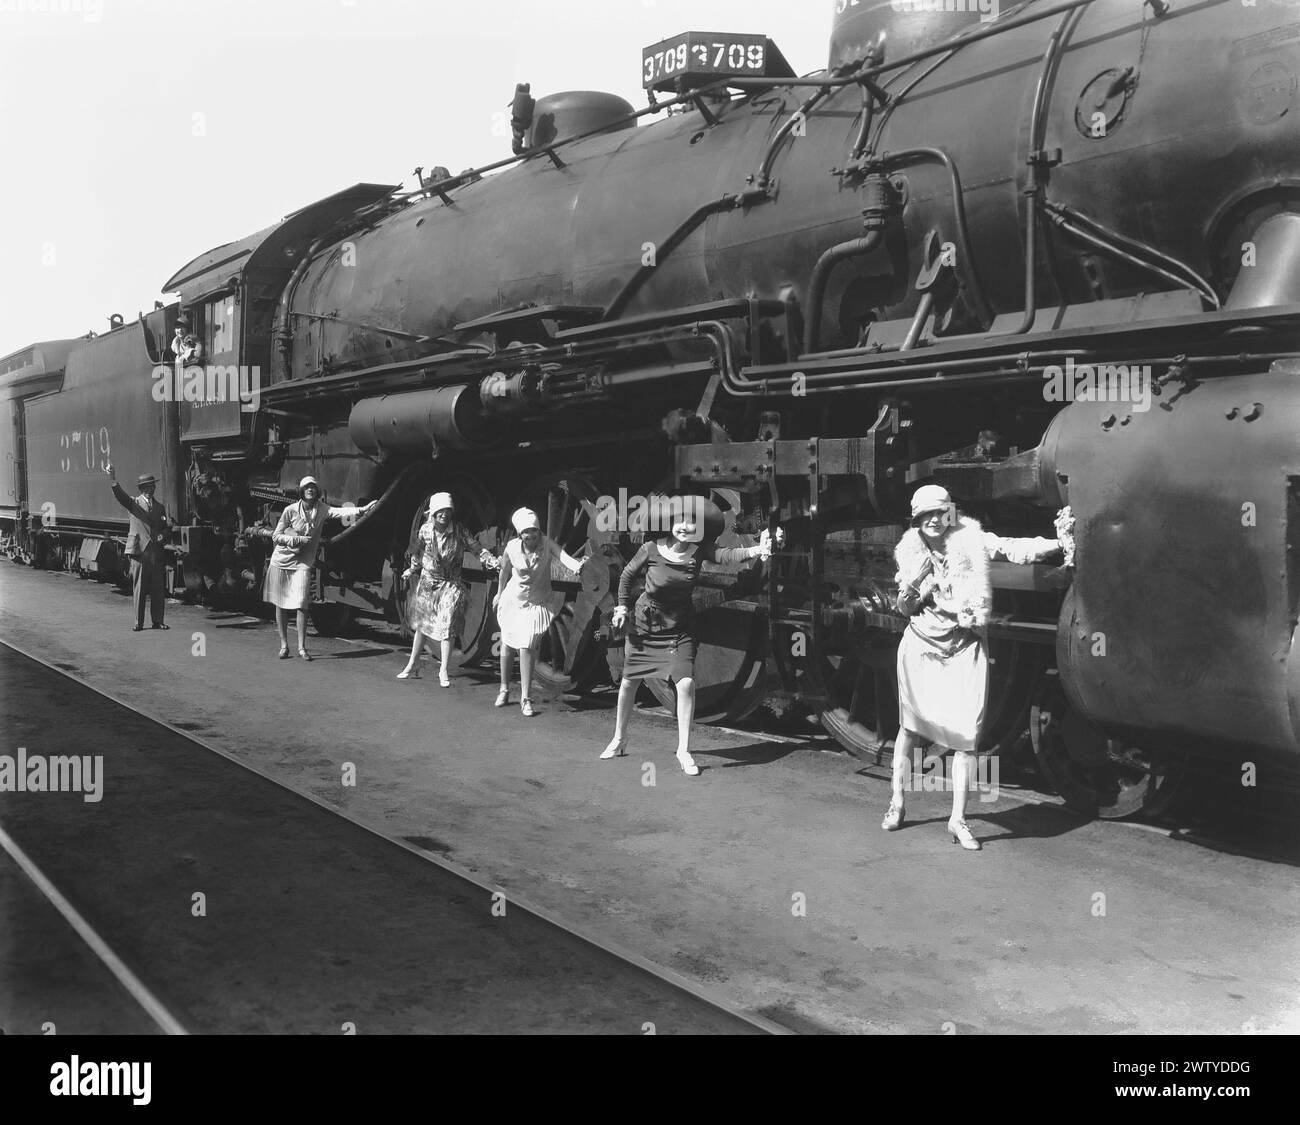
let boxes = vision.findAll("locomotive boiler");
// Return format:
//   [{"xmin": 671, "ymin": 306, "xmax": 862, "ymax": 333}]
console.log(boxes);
[{"xmin": 6, "ymin": 0, "xmax": 1300, "ymax": 818}]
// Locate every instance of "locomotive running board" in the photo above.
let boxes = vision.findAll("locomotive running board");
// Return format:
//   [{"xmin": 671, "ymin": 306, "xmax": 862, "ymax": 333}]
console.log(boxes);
[{"xmin": 738, "ymin": 301, "xmax": 1300, "ymax": 388}]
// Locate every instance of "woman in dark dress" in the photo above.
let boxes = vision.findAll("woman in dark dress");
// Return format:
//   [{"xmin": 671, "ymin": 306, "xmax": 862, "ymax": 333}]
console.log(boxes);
[{"xmin": 600, "ymin": 507, "xmax": 778, "ymax": 776}]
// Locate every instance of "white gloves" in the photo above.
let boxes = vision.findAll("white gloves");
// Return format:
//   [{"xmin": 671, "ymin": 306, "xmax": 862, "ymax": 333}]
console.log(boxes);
[
  {"xmin": 755, "ymin": 527, "xmax": 785, "ymax": 560},
  {"xmin": 1054, "ymin": 506, "xmax": 1076, "ymax": 567}
]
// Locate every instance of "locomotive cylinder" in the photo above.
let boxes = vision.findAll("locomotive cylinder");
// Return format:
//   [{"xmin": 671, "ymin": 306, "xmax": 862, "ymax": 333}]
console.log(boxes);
[
  {"xmin": 1038, "ymin": 361, "xmax": 1300, "ymax": 762},
  {"xmin": 347, "ymin": 385, "xmax": 500, "ymax": 457}
]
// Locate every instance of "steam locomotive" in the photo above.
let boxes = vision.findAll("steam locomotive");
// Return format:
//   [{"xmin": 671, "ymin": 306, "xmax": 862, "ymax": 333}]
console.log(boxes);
[{"xmin": 4, "ymin": 0, "xmax": 1299, "ymax": 818}]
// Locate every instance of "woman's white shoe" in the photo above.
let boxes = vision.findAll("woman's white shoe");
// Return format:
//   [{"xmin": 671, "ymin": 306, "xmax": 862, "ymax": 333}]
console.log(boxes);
[
  {"xmin": 600, "ymin": 737, "xmax": 628, "ymax": 760},
  {"xmin": 396, "ymin": 666, "xmax": 419, "ymax": 680},
  {"xmin": 438, "ymin": 670, "xmax": 451, "ymax": 688},
  {"xmin": 521, "ymin": 698, "xmax": 535, "ymax": 717},
  {"xmin": 947, "ymin": 818, "xmax": 982, "ymax": 851},
  {"xmin": 676, "ymin": 749, "xmax": 699, "ymax": 776},
  {"xmin": 494, "ymin": 687, "xmax": 509, "ymax": 707}
]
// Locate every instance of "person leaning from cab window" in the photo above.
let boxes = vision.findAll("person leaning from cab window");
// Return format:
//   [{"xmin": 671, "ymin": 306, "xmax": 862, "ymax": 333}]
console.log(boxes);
[
  {"xmin": 397, "ymin": 491, "xmax": 498, "ymax": 687},
  {"xmin": 105, "ymin": 462, "xmax": 174, "ymax": 631},
  {"xmin": 884, "ymin": 484, "xmax": 1068, "ymax": 850},
  {"xmin": 263, "ymin": 475, "xmax": 376, "ymax": 661},
  {"xmin": 600, "ymin": 499, "xmax": 782, "ymax": 777},
  {"xmin": 170, "ymin": 314, "xmax": 203, "ymax": 365}
]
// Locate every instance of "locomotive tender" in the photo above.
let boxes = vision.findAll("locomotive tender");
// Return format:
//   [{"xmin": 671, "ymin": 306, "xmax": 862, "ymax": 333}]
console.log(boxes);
[{"xmin": 4, "ymin": 0, "xmax": 1299, "ymax": 817}]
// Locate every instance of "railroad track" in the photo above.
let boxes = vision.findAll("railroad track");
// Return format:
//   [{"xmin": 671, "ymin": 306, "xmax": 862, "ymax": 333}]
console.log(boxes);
[{"xmin": 0, "ymin": 639, "xmax": 784, "ymax": 1034}]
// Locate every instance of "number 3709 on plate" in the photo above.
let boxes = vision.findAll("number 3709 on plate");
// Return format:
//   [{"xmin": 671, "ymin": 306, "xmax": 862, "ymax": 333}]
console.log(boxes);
[{"xmin": 641, "ymin": 31, "xmax": 770, "ymax": 91}]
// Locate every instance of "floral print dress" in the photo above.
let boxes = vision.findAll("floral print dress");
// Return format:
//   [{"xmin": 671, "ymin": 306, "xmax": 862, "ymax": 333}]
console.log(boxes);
[{"xmin": 410, "ymin": 522, "xmax": 493, "ymax": 643}]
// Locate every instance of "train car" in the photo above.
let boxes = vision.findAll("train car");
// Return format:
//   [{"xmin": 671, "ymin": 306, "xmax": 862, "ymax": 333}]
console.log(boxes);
[
  {"xmin": 0, "ymin": 340, "xmax": 79, "ymax": 564},
  {"xmin": 7, "ymin": 0, "xmax": 1300, "ymax": 819},
  {"xmin": 13, "ymin": 312, "xmax": 184, "ymax": 584}
]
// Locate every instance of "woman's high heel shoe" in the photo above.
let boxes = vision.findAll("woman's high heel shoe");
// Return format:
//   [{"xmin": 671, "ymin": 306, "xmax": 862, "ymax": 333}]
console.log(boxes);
[
  {"xmin": 947, "ymin": 818, "xmax": 982, "ymax": 851},
  {"xmin": 396, "ymin": 666, "xmax": 420, "ymax": 680},
  {"xmin": 297, "ymin": 648, "xmax": 313, "ymax": 662},
  {"xmin": 676, "ymin": 749, "xmax": 700, "ymax": 776},
  {"xmin": 278, "ymin": 644, "xmax": 290, "ymax": 660},
  {"xmin": 438, "ymin": 670, "xmax": 451, "ymax": 688},
  {"xmin": 599, "ymin": 737, "xmax": 628, "ymax": 760},
  {"xmin": 494, "ymin": 687, "xmax": 509, "ymax": 707},
  {"xmin": 881, "ymin": 800, "xmax": 905, "ymax": 831}
]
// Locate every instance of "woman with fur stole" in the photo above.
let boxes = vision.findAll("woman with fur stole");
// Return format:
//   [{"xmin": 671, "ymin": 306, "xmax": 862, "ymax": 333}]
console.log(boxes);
[{"xmin": 885, "ymin": 484, "xmax": 1067, "ymax": 849}]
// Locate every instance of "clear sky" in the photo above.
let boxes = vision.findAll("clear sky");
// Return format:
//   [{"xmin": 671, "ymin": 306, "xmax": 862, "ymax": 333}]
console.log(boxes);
[{"xmin": 0, "ymin": 0, "xmax": 836, "ymax": 358}]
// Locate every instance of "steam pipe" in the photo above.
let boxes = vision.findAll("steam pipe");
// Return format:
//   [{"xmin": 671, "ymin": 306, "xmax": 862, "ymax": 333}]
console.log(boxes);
[
  {"xmin": 802, "ymin": 229, "xmax": 885, "ymax": 355},
  {"xmin": 1049, "ymin": 216, "xmax": 1218, "ymax": 305},
  {"xmin": 696, "ymin": 318, "xmax": 1297, "ymax": 397},
  {"xmin": 1224, "ymin": 214, "xmax": 1300, "ymax": 309},
  {"xmin": 603, "ymin": 189, "xmax": 770, "ymax": 322},
  {"xmin": 865, "ymin": 51, "xmax": 953, "ymax": 157},
  {"xmin": 1046, "ymin": 201, "xmax": 1221, "ymax": 308},
  {"xmin": 1008, "ymin": 6, "xmax": 1081, "ymax": 336},
  {"xmin": 851, "ymin": 87, "xmax": 875, "ymax": 161},
  {"xmin": 323, "ymin": 463, "xmax": 422, "ymax": 548},
  {"xmin": 899, "ymin": 292, "xmax": 935, "ymax": 352},
  {"xmin": 758, "ymin": 86, "xmax": 833, "ymax": 189},
  {"xmin": 849, "ymin": 38, "xmax": 888, "ymax": 160},
  {"xmin": 1010, "ymin": 191, "xmax": 1041, "ymax": 336},
  {"xmin": 724, "ymin": 353, "xmax": 1294, "ymax": 398},
  {"xmin": 878, "ymin": 147, "xmax": 993, "ymax": 327}
]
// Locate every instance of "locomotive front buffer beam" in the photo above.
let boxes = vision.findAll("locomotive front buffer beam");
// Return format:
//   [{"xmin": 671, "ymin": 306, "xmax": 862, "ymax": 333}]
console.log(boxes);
[
  {"xmin": 676, "ymin": 409, "xmax": 905, "ymax": 696},
  {"xmin": 677, "ymin": 431, "xmax": 895, "ymax": 510}
]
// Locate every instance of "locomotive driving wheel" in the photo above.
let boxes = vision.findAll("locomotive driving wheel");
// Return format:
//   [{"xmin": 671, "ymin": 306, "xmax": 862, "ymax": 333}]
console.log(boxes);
[
  {"xmin": 805, "ymin": 637, "xmax": 901, "ymax": 763},
  {"xmin": 979, "ymin": 595, "xmax": 1055, "ymax": 760},
  {"xmin": 1029, "ymin": 671, "xmax": 1186, "ymax": 819},
  {"xmin": 769, "ymin": 528, "xmax": 901, "ymax": 758},
  {"xmin": 800, "ymin": 588, "xmax": 1046, "ymax": 765},
  {"xmin": 642, "ymin": 599, "xmax": 769, "ymax": 724},
  {"xmin": 308, "ymin": 569, "xmax": 356, "ymax": 638},
  {"xmin": 397, "ymin": 470, "xmax": 504, "ymax": 669},
  {"xmin": 513, "ymin": 470, "xmax": 612, "ymax": 697}
]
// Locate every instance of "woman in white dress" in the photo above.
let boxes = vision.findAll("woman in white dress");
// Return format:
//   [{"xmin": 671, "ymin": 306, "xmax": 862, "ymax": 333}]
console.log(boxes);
[
  {"xmin": 263, "ymin": 475, "xmax": 375, "ymax": 660},
  {"xmin": 492, "ymin": 507, "xmax": 588, "ymax": 717},
  {"xmin": 397, "ymin": 491, "xmax": 498, "ymax": 686},
  {"xmin": 885, "ymin": 484, "xmax": 1065, "ymax": 849}
]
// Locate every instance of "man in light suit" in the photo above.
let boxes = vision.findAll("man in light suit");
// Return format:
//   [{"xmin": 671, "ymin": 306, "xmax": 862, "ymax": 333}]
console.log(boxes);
[{"xmin": 105, "ymin": 463, "xmax": 174, "ymax": 631}]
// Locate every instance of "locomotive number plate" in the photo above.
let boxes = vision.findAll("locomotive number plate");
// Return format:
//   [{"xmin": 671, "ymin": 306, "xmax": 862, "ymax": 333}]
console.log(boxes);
[{"xmin": 642, "ymin": 31, "xmax": 768, "ymax": 90}]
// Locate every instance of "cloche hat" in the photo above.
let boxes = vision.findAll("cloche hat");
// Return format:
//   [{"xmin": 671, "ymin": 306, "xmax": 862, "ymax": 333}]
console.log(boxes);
[
  {"xmin": 910, "ymin": 484, "xmax": 953, "ymax": 522},
  {"xmin": 511, "ymin": 507, "xmax": 540, "ymax": 533}
]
